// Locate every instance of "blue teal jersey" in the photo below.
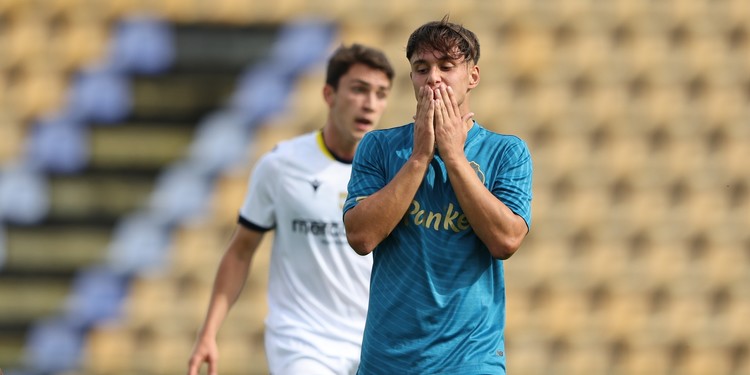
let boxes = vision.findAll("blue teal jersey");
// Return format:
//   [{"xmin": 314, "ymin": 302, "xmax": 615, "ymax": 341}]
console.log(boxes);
[{"xmin": 343, "ymin": 122, "xmax": 532, "ymax": 375}]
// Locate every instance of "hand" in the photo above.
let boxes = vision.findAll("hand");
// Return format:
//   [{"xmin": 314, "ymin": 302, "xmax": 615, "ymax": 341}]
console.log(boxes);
[
  {"xmin": 412, "ymin": 86, "xmax": 436, "ymax": 162},
  {"xmin": 434, "ymin": 86, "xmax": 474, "ymax": 161},
  {"xmin": 187, "ymin": 337, "xmax": 219, "ymax": 375}
]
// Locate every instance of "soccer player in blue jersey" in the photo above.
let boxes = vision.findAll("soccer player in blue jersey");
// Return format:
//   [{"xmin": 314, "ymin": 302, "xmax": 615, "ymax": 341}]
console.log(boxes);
[{"xmin": 343, "ymin": 17, "xmax": 533, "ymax": 374}]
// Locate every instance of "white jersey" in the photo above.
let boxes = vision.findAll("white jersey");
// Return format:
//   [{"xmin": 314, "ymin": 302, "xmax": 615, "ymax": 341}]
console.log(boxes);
[{"xmin": 239, "ymin": 130, "xmax": 372, "ymax": 360}]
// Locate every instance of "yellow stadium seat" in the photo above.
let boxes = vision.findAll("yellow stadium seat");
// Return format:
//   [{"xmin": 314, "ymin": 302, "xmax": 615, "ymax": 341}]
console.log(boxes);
[
  {"xmin": 9, "ymin": 63, "xmax": 67, "ymax": 121},
  {"xmin": 4, "ymin": 13, "xmax": 49, "ymax": 71},
  {"xmin": 51, "ymin": 15, "xmax": 109, "ymax": 73},
  {"xmin": 82, "ymin": 323, "xmax": 137, "ymax": 374},
  {"xmin": 0, "ymin": 106, "xmax": 25, "ymax": 163}
]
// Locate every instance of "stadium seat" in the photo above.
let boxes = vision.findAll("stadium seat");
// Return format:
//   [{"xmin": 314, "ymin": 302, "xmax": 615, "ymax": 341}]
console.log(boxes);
[
  {"xmin": 51, "ymin": 14, "xmax": 109, "ymax": 73},
  {"xmin": 106, "ymin": 211, "xmax": 172, "ymax": 274},
  {"xmin": 0, "ymin": 224, "xmax": 6, "ymax": 269},
  {"xmin": 66, "ymin": 64, "xmax": 132, "ymax": 124},
  {"xmin": 108, "ymin": 14, "xmax": 174, "ymax": 75},
  {"xmin": 3, "ymin": 13, "xmax": 49, "ymax": 71},
  {"xmin": 11, "ymin": 64, "xmax": 67, "ymax": 121},
  {"xmin": 23, "ymin": 317, "xmax": 84, "ymax": 373},
  {"xmin": 26, "ymin": 113, "xmax": 89, "ymax": 174},
  {"xmin": 63, "ymin": 265, "xmax": 131, "ymax": 329},
  {"xmin": 81, "ymin": 323, "xmax": 136, "ymax": 374},
  {"xmin": 146, "ymin": 162, "xmax": 213, "ymax": 224},
  {"xmin": 122, "ymin": 275, "xmax": 175, "ymax": 330},
  {"xmin": 0, "ymin": 163, "xmax": 49, "ymax": 224},
  {"xmin": 0, "ymin": 110, "xmax": 24, "ymax": 163},
  {"xmin": 268, "ymin": 18, "xmax": 337, "ymax": 78},
  {"xmin": 187, "ymin": 109, "xmax": 253, "ymax": 174}
]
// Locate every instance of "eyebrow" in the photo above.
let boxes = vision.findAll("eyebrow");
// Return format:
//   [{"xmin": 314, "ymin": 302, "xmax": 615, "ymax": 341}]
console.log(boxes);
[
  {"xmin": 411, "ymin": 56, "xmax": 461, "ymax": 67},
  {"xmin": 349, "ymin": 79, "xmax": 390, "ymax": 90}
]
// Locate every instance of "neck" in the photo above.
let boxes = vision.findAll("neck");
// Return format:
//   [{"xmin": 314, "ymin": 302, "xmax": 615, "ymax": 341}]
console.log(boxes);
[{"xmin": 322, "ymin": 125, "xmax": 356, "ymax": 162}]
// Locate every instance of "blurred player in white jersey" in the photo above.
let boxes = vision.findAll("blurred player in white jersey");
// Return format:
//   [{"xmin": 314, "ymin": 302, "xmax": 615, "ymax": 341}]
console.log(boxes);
[{"xmin": 188, "ymin": 44, "xmax": 394, "ymax": 375}]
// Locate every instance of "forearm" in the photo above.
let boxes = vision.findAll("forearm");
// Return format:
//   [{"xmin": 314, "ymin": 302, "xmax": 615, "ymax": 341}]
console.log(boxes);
[
  {"xmin": 345, "ymin": 156, "xmax": 431, "ymax": 255},
  {"xmin": 198, "ymin": 227, "xmax": 261, "ymax": 338},
  {"xmin": 198, "ymin": 248, "xmax": 252, "ymax": 337},
  {"xmin": 444, "ymin": 156, "xmax": 528, "ymax": 259}
]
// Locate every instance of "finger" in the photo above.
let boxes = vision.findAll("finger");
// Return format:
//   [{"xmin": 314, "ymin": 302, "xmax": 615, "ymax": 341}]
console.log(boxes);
[
  {"xmin": 208, "ymin": 358, "xmax": 218, "ymax": 375},
  {"xmin": 416, "ymin": 86, "xmax": 430, "ymax": 119},
  {"xmin": 463, "ymin": 112, "xmax": 475, "ymax": 124},
  {"xmin": 445, "ymin": 86, "xmax": 460, "ymax": 119},
  {"xmin": 187, "ymin": 358, "xmax": 199, "ymax": 375},
  {"xmin": 434, "ymin": 99, "xmax": 444, "ymax": 131},
  {"xmin": 436, "ymin": 86, "xmax": 452, "ymax": 120}
]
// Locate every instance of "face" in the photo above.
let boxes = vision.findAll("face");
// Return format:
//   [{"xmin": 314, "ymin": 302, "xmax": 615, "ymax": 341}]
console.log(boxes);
[
  {"xmin": 324, "ymin": 63, "xmax": 391, "ymax": 144},
  {"xmin": 409, "ymin": 48, "xmax": 479, "ymax": 109}
]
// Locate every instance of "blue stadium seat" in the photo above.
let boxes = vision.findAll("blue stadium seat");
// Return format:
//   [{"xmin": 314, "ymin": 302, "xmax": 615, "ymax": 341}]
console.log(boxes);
[
  {"xmin": 187, "ymin": 109, "xmax": 254, "ymax": 174},
  {"xmin": 26, "ymin": 114, "xmax": 89, "ymax": 173},
  {"xmin": 23, "ymin": 317, "xmax": 84, "ymax": 373},
  {"xmin": 63, "ymin": 265, "xmax": 131, "ymax": 329},
  {"xmin": 147, "ymin": 162, "xmax": 213, "ymax": 224},
  {"xmin": 66, "ymin": 65, "xmax": 132, "ymax": 124},
  {"xmin": 269, "ymin": 18, "xmax": 337, "ymax": 76},
  {"xmin": 106, "ymin": 211, "xmax": 172, "ymax": 274},
  {"xmin": 0, "ymin": 163, "xmax": 49, "ymax": 224},
  {"xmin": 108, "ymin": 14, "xmax": 175, "ymax": 75},
  {"xmin": 229, "ymin": 62, "xmax": 294, "ymax": 126}
]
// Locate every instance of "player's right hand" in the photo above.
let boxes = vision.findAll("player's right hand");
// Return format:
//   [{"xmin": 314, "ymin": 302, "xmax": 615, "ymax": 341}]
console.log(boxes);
[
  {"xmin": 187, "ymin": 337, "xmax": 219, "ymax": 375},
  {"xmin": 413, "ymin": 85, "xmax": 436, "ymax": 162}
]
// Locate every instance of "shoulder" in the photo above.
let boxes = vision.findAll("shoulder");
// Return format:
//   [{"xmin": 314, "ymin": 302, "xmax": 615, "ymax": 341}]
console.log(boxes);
[
  {"xmin": 258, "ymin": 131, "xmax": 318, "ymax": 165},
  {"xmin": 363, "ymin": 123, "xmax": 413, "ymax": 144},
  {"xmin": 476, "ymin": 125, "xmax": 530, "ymax": 153}
]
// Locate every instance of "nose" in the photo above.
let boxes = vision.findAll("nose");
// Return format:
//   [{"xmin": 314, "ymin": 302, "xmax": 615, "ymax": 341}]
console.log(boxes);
[
  {"xmin": 362, "ymin": 92, "xmax": 376, "ymax": 111},
  {"xmin": 425, "ymin": 66, "xmax": 441, "ymax": 87}
]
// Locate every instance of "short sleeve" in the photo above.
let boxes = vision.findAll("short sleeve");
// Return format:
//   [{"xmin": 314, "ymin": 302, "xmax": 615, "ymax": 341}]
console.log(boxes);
[
  {"xmin": 238, "ymin": 152, "xmax": 277, "ymax": 231},
  {"xmin": 491, "ymin": 137, "xmax": 533, "ymax": 230},
  {"xmin": 343, "ymin": 131, "xmax": 386, "ymax": 216}
]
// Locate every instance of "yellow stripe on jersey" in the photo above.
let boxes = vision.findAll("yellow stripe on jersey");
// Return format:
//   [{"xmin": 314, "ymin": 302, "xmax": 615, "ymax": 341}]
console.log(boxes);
[{"xmin": 316, "ymin": 130, "xmax": 336, "ymax": 161}]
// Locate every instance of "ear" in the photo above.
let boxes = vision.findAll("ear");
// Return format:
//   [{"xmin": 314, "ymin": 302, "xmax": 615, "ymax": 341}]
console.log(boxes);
[
  {"xmin": 323, "ymin": 84, "xmax": 335, "ymax": 107},
  {"xmin": 468, "ymin": 64, "xmax": 480, "ymax": 89}
]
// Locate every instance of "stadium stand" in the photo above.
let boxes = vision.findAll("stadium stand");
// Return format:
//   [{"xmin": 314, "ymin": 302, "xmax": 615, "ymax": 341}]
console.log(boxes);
[{"xmin": 0, "ymin": 0, "xmax": 748, "ymax": 374}]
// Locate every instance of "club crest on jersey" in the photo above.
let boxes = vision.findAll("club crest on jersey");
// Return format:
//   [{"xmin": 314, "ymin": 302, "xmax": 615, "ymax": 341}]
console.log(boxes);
[
  {"xmin": 309, "ymin": 179, "xmax": 321, "ymax": 192},
  {"xmin": 469, "ymin": 161, "xmax": 485, "ymax": 184}
]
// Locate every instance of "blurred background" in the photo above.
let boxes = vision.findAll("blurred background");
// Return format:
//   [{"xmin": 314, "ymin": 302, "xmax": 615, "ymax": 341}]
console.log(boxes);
[{"xmin": 0, "ymin": 0, "xmax": 748, "ymax": 374}]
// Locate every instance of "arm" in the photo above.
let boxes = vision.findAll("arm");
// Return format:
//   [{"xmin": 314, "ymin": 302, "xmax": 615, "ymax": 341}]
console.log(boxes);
[
  {"xmin": 443, "ymin": 155, "xmax": 529, "ymax": 259},
  {"xmin": 344, "ymin": 156, "xmax": 430, "ymax": 255},
  {"xmin": 434, "ymin": 86, "xmax": 528, "ymax": 259},
  {"xmin": 187, "ymin": 225, "xmax": 265, "ymax": 375},
  {"xmin": 344, "ymin": 87, "xmax": 436, "ymax": 256}
]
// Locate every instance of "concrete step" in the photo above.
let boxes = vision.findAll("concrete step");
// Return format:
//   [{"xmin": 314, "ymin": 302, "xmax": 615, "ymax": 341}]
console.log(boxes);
[
  {"xmin": 129, "ymin": 72, "xmax": 239, "ymax": 121},
  {"xmin": 4, "ymin": 224, "xmax": 111, "ymax": 273},
  {"xmin": 88, "ymin": 121, "xmax": 195, "ymax": 169},
  {"xmin": 48, "ymin": 170, "xmax": 155, "ymax": 222}
]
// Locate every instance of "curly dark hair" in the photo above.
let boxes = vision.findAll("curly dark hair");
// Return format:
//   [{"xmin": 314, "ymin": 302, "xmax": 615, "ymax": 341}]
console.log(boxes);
[{"xmin": 406, "ymin": 15, "xmax": 480, "ymax": 65}]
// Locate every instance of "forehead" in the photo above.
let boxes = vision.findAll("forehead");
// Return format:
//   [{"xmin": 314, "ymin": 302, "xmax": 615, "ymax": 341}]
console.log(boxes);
[
  {"xmin": 340, "ymin": 63, "xmax": 391, "ymax": 87},
  {"xmin": 409, "ymin": 47, "xmax": 465, "ymax": 65}
]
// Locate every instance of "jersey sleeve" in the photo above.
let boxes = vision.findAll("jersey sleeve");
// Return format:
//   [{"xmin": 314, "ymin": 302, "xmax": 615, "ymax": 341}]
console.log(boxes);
[
  {"xmin": 238, "ymin": 152, "xmax": 277, "ymax": 231},
  {"xmin": 343, "ymin": 131, "xmax": 386, "ymax": 216},
  {"xmin": 491, "ymin": 137, "xmax": 533, "ymax": 230}
]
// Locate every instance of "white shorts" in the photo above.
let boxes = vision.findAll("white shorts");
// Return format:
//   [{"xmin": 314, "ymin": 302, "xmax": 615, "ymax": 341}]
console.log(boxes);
[{"xmin": 265, "ymin": 329, "xmax": 360, "ymax": 375}]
